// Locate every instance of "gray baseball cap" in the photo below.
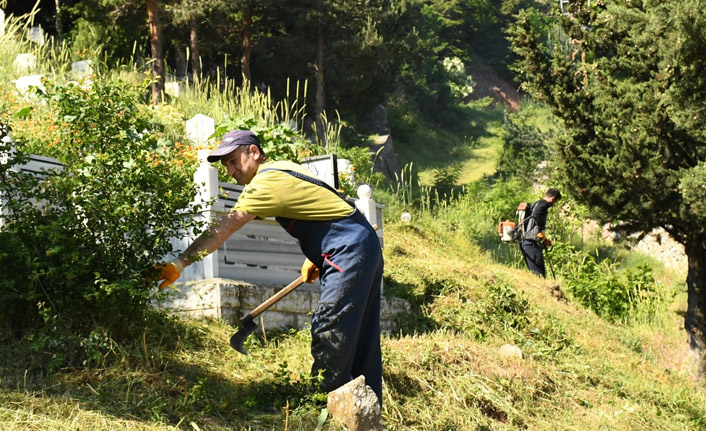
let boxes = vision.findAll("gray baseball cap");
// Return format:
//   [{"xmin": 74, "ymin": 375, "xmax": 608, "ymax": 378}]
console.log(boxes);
[{"xmin": 206, "ymin": 130, "xmax": 262, "ymax": 163}]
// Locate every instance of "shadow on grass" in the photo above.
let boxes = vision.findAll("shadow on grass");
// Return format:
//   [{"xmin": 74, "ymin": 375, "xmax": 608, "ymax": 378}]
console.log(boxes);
[
  {"xmin": 392, "ymin": 105, "xmax": 506, "ymax": 174},
  {"xmin": 473, "ymin": 230, "xmax": 525, "ymax": 269},
  {"xmin": 0, "ymin": 313, "xmax": 326, "ymax": 431}
]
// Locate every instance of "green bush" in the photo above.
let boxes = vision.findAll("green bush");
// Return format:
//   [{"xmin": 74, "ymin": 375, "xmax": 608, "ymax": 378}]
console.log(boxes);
[
  {"xmin": 548, "ymin": 243, "xmax": 664, "ymax": 322},
  {"xmin": 214, "ymin": 116, "xmax": 323, "ymax": 164},
  {"xmin": 0, "ymin": 80, "xmax": 205, "ymax": 370}
]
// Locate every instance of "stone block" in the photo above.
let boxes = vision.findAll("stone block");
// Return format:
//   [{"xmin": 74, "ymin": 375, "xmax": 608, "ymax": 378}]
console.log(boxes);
[
  {"xmin": 257, "ymin": 310, "xmax": 298, "ymax": 331},
  {"xmin": 381, "ymin": 296, "xmax": 411, "ymax": 320},
  {"xmin": 498, "ymin": 344, "xmax": 523, "ymax": 359},
  {"xmin": 327, "ymin": 375, "xmax": 382, "ymax": 431},
  {"xmin": 155, "ymin": 278, "xmax": 410, "ymax": 334},
  {"xmin": 269, "ymin": 287, "xmax": 316, "ymax": 313},
  {"xmin": 0, "ymin": 9, "xmax": 5, "ymax": 36}
]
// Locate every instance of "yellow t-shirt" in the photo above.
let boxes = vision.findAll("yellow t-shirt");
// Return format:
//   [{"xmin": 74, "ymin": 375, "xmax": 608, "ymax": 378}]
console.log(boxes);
[{"xmin": 232, "ymin": 160, "xmax": 355, "ymax": 221}]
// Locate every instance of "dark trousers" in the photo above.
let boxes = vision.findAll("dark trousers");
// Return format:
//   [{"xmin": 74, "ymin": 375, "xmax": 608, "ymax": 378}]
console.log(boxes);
[
  {"xmin": 520, "ymin": 240, "xmax": 545, "ymax": 278},
  {"xmin": 279, "ymin": 210, "xmax": 384, "ymax": 403}
]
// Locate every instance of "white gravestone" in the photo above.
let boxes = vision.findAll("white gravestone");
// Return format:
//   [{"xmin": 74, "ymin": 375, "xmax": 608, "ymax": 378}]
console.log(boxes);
[
  {"xmin": 185, "ymin": 114, "xmax": 215, "ymax": 146},
  {"xmin": 165, "ymin": 81, "xmax": 183, "ymax": 98},
  {"xmin": 28, "ymin": 26, "xmax": 44, "ymax": 45},
  {"xmin": 0, "ymin": 9, "xmax": 6, "ymax": 36},
  {"xmin": 71, "ymin": 60, "xmax": 93, "ymax": 80},
  {"xmin": 14, "ymin": 74, "xmax": 45, "ymax": 99},
  {"xmin": 13, "ymin": 53, "xmax": 37, "ymax": 74},
  {"xmin": 170, "ymin": 149, "xmax": 220, "ymax": 281}
]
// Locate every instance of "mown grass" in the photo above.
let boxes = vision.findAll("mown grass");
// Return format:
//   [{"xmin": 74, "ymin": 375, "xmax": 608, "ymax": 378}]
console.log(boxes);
[{"xmin": 1, "ymin": 204, "xmax": 704, "ymax": 430}]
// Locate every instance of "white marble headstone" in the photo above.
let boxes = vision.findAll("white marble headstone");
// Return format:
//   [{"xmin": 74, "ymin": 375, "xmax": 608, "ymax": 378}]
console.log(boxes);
[
  {"xmin": 13, "ymin": 53, "xmax": 37, "ymax": 74},
  {"xmin": 71, "ymin": 60, "xmax": 94, "ymax": 80},
  {"xmin": 28, "ymin": 26, "xmax": 44, "ymax": 45},
  {"xmin": 165, "ymin": 81, "xmax": 182, "ymax": 98},
  {"xmin": 14, "ymin": 74, "xmax": 45, "ymax": 98},
  {"xmin": 185, "ymin": 114, "xmax": 215, "ymax": 145},
  {"xmin": 0, "ymin": 9, "xmax": 6, "ymax": 36}
]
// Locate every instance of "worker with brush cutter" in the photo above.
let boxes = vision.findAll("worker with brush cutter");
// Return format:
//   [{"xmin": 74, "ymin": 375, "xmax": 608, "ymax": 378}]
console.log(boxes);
[
  {"xmin": 520, "ymin": 188, "xmax": 561, "ymax": 278},
  {"xmin": 152, "ymin": 130, "xmax": 384, "ymax": 404}
]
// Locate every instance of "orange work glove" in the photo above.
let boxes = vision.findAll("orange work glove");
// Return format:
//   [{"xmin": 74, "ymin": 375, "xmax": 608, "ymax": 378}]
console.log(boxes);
[
  {"xmin": 537, "ymin": 232, "xmax": 552, "ymax": 247},
  {"xmin": 154, "ymin": 259, "xmax": 184, "ymax": 289},
  {"xmin": 301, "ymin": 258, "xmax": 320, "ymax": 283}
]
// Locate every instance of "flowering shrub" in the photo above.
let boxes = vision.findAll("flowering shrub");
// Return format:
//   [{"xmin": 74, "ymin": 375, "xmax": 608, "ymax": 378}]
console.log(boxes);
[
  {"xmin": 0, "ymin": 80, "xmax": 206, "ymax": 370},
  {"xmin": 442, "ymin": 57, "xmax": 475, "ymax": 99}
]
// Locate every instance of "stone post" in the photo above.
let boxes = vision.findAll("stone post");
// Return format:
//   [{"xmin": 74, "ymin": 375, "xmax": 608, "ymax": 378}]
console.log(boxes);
[
  {"xmin": 71, "ymin": 60, "xmax": 94, "ymax": 80},
  {"xmin": 14, "ymin": 74, "xmax": 45, "ymax": 99},
  {"xmin": 355, "ymin": 184, "xmax": 377, "ymax": 229},
  {"xmin": 173, "ymin": 150, "xmax": 220, "ymax": 282}
]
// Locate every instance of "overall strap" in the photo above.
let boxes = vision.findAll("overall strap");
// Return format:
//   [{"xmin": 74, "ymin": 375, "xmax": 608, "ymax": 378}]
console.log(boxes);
[{"xmin": 260, "ymin": 167, "xmax": 353, "ymax": 207}]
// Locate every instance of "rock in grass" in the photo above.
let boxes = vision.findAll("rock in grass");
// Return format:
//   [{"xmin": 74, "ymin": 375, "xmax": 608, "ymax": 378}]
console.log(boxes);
[
  {"xmin": 327, "ymin": 375, "xmax": 382, "ymax": 431},
  {"xmin": 498, "ymin": 343, "xmax": 523, "ymax": 359}
]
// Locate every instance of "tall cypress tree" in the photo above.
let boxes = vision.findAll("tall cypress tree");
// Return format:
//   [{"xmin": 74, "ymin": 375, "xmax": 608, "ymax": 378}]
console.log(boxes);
[{"xmin": 510, "ymin": 0, "xmax": 706, "ymax": 369}]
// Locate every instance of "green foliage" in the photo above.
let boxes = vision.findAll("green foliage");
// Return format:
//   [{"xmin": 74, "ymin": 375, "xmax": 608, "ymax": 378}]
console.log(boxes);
[
  {"xmin": 335, "ymin": 145, "xmax": 386, "ymax": 197},
  {"xmin": 0, "ymin": 80, "xmax": 205, "ymax": 370},
  {"xmin": 442, "ymin": 57, "xmax": 474, "ymax": 99},
  {"xmin": 243, "ymin": 360, "xmax": 326, "ymax": 410},
  {"xmin": 549, "ymin": 243, "xmax": 664, "ymax": 322},
  {"xmin": 497, "ymin": 111, "xmax": 550, "ymax": 179},
  {"xmin": 680, "ymin": 162, "xmax": 706, "ymax": 221},
  {"xmin": 214, "ymin": 116, "xmax": 323, "ymax": 164},
  {"xmin": 509, "ymin": 0, "xmax": 706, "ymax": 347},
  {"xmin": 478, "ymin": 279, "xmax": 531, "ymax": 334},
  {"xmin": 429, "ymin": 164, "xmax": 463, "ymax": 201},
  {"xmin": 508, "ymin": 2, "xmax": 706, "ymax": 240}
]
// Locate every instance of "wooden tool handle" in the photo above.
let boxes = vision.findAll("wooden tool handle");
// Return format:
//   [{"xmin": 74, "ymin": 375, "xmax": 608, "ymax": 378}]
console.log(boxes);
[{"xmin": 247, "ymin": 275, "xmax": 305, "ymax": 319}]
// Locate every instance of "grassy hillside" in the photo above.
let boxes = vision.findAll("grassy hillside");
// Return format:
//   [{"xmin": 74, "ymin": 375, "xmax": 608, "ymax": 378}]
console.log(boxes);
[
  {"xmin": 2, "ymin": 9, "xmax": 705, "ymax": 431},
  {"xmin": 2, "ymin": 205, "xmax": 704, "ymax": 430}
]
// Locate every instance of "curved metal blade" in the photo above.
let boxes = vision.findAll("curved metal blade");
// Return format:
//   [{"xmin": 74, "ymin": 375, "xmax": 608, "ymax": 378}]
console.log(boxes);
[{"xmin": 229, "ymin": 320, "xmax": 258, "ymax": 355}]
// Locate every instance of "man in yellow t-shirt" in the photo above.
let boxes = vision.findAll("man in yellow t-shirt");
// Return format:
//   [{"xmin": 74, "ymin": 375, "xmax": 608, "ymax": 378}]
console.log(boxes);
[{"xmin": 155, "ymin": 130, "xmax": 384, "ymax": 404}]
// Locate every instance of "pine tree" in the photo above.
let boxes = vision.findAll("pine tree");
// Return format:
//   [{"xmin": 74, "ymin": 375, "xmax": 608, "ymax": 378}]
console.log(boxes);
[{"xmin": 510, "ymin": 0, "xmax": 706, "ymax": 368}]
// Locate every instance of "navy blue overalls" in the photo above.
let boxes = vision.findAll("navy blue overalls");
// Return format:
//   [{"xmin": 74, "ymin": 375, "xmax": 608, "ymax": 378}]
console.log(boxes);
[{"xmin": 270, "ymin": 170, "xmax": 384, "ymax": 403}]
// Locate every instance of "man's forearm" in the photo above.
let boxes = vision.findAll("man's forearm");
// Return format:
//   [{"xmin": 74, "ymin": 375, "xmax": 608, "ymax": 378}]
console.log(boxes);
[{"xmin": 177, "ymin": 210, "xmax": 256, "ymax": 267}]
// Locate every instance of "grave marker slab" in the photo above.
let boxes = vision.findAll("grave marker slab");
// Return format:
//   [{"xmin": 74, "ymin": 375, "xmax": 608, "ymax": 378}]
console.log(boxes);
[
  {"xmin": 71, "ymin": 60, "xmax": 93, "ymax": 80},
  {"xmin": 13, "ymin": 53, "xmax": 37, "ymax": 74},
  {"xmin": 28, "ymin": 26, "xmax": 44, "ymax": 45},
  {"xmin": 14, "ymin": 74, "xmax": 45, "ymax": 98},
  {"xmin": 165, "ymin": 81, "xmax": 183, "ymax": 98},
  {"xmin": 185, "ymin": 114, "xmax": 215, "ymax": 145}
]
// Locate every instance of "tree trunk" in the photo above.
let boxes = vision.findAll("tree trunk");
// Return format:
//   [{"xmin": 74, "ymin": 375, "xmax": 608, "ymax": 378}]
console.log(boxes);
[
  {"xmin": 189, "ymin": 19, "xmax": 201, "ymax": 81},
  {"xmin": 684, "ymin": 238, "xmax": 706, "ymax": 374},
  {"xmin": 54, "ymin": 0, "xmax": 63, "ymax": 44},
  {"xmin": 147, "ymin": 0, "xmax": 164, "ymax": 105},
  {"xmin": 314, "ymin": 22, "xmax": 326, "ymax": 146},
  {"xmin": 241, "ymin": 1, "xmax": 252, "ymax": 84}
]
